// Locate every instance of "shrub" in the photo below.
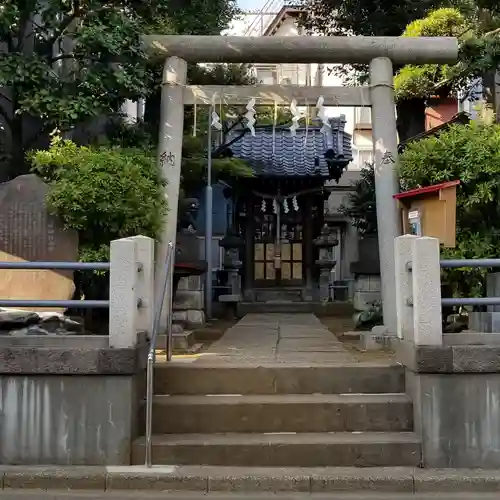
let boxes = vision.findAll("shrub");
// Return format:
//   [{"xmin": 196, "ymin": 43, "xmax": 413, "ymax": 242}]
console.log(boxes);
[
  {"xmin": 399, "ymin": 121, "xmax": 500, "ymax": 297},
  {"xmin": 29, "ymin": 137, "xmax": 167, "ymax": 262}
]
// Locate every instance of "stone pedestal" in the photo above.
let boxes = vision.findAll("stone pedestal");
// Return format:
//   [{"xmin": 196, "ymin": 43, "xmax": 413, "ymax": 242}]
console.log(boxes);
[
  {"xmin": 353, "ymin": 275, "xmax": 382, "ymax": 312},
  {"xmin": 397, "ymin": 338, "xmax": 500, "ymax": 468},
  {"xmin": 173, "ymin": 275, "xmax": 205, "ymax": 328},
  {"xmin": 0, "ymin": 335, "xmax": 147, "ymax": 465},
  {"xmin": 313, "ymin": 225, "xmax": 338, "ymax": 302}
]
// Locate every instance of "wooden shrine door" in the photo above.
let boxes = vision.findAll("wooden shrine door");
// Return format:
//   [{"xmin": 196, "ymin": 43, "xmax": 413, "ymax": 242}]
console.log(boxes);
[{"xmin": 253, "ymin": 205, "xmax": 304, "ymax": 287}]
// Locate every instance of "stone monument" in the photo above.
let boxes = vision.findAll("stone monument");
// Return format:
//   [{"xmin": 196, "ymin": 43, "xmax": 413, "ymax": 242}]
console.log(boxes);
[{"xmin": 0, "ymin": 174, "xmax": 79, "ymax": 312}]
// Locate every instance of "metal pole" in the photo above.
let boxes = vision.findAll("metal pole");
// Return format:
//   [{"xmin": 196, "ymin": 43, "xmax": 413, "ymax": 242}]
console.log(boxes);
[
  {"xmin": 205, "ymin": 108, "xmax": 213, "ymax": 319},
  {"xmin": 369, "ymin": 57, "xmax": 401, "ymax": 334}
]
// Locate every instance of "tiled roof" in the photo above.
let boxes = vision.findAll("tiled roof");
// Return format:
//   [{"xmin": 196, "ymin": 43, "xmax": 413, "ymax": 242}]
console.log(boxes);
[{"xmin": 228, "ymin": 116, "xmax": 353, "ymax": 177}]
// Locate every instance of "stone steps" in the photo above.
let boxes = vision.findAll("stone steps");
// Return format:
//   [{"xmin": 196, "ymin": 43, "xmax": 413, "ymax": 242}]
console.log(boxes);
[
  {"xmin": 149, "ymin": 393, "xmax": 413, "ymax": 433},
  {"xmin": 154, "ymin": 363, "xmax": 405, "ymax": 395},
  {"xmin": 141, "ymin": 345, "xmax": 419, "ymax": 472},
  {"xmin": 132, "ymin": 432, "xmax": 421, "ymax": 467}
]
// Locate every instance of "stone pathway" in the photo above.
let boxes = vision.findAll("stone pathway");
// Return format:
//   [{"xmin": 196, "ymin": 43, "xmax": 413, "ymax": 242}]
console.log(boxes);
[{"xmin": 194, "ymin": 313, "xmax": 356, "ymax": 365}]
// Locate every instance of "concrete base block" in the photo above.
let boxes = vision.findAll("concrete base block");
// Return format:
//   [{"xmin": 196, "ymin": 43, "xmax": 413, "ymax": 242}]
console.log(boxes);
[
  {"xmin": 174, "ymin": 290, "xmax": 203, "ymax": 311},
  {"xmin": 172, "ymin": 330, "xmax": 195, "ymax": 351},
  {"xmin": 407, "ymin": 369, "xmax": 500, "ymax": 468},
  {"xmin": 359, "ymin": 329, "xmax": 395, "ymax": 351},
  {"xmin": 0, "ymin": 375, "xmax": 142, "ymax": 465},
  {"xmin": 353, "ymin": 291, "xmax": 381, "ymax": 311},
  {"xmin": 177, "ymin": 275, "xmax": 203, "ymax": 292},
  {"xmin": 173, "ymin": 309, "xmax": 205, "ymax": 328}
]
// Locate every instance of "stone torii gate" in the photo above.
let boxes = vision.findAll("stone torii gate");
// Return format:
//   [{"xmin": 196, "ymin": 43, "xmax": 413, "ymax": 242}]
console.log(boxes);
[{"xmin": 143, "ymin": 35, "xmax": 458, "ymax": 334}]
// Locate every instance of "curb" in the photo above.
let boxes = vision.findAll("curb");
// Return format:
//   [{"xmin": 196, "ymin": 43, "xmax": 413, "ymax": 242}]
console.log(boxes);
[{"xmin": 0, "ymin": 466, "xmax": 500, "ymax": 493}]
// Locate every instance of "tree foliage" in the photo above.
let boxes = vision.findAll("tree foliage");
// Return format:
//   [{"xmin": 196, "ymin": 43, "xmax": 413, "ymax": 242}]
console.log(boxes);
[
  {"xmin": 395, "ymin": 9, "xmax": 471, "ymax": 100},
  {"xmin": 29, "ymin": 137, "xmax": 166, "ymax": 262},
  {"xmin": 399, "ymin": 121, "xmax": 500, "ymax": 296},
  {"xmin": 0, "ymin": 0, "xmax": 239, "ymax": 180},
  {"xmin": 339, "ymin": 163, "xmax": 378, "ymax": 236},
  {"xmin": 298, "ymin": 0, "xmax": 451, "ymax": 84},
  {"xmin": 298, "ymin": 0, "xmax": 444, "ymax": 37}
]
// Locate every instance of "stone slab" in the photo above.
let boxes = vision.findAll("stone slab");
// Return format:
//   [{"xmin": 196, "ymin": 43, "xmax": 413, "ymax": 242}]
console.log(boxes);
[
  {"xmin": 396, "ymin": 339, "xmax": 500, "ymax": 373},
  {"xmin": 2, "ymin": 467, "xmax": 106, "ymax": 489},
  {"xmin": 414, "ymin": 469, "xmax": 500, "ymax": 492},
  {"xmin": 0, "ymin": 174, "xmax": 78, "ymax": 312},
  {"xmin": 3, "ymin": 465, "xmax": 500, "ymax": 494},
  {"xmin": 444, "ymin": 332, "xmax": 500, "ymax": 345},
  {"xmin": 0, "ymin": 335, "xmax": 108, "ymax": 348},
  {"xmin": 0, "ymin": 338, "xmax": 147, "ymax": 375}
]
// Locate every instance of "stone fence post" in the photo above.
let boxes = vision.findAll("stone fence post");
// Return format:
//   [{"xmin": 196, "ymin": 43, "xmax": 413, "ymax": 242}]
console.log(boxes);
[
  {"xmin": 109, "ymin": 235, "xmax": 155, "ymax": 348},
  {"xmin": 394, "ymin": 235, "xmax": 442, "ymax": 346}
]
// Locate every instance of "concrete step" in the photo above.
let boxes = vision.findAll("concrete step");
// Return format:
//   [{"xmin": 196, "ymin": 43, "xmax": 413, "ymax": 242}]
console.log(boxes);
[
  {"xmin": 132, "ymin": 432, "xmax": 421, "ymax": 467},
  {"xmin": 238, "ymin": 301, "xmax": 354, "ymax": 316},
  {"xmin": 149, "ymin": 394, "xmax": 413, "ymax": 433},
  {"xmin": 255, "ymin": 289, "xmax": 303, "ymax": 302},
  {"xmin": 154, "ymin": 363, "xmax": 405, "ymax": 395},
  {"xmin": 5, "ymin": 465, "xmax": 500, "ymax": 496},
  {"xmin": 5, "ymin": 494, "xmax": 500, "ymax": 500}
]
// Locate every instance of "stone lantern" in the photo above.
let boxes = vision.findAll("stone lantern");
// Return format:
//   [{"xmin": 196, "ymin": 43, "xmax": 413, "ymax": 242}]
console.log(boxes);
[{"xmin": 314, "ymin": 224, "xmax": 339, "ymax": 301}]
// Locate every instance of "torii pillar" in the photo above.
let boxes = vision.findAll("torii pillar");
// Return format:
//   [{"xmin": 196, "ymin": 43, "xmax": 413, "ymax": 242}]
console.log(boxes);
[{"xmin": 143, "ymin": 35, "xmax": 458, "ymax": 334}]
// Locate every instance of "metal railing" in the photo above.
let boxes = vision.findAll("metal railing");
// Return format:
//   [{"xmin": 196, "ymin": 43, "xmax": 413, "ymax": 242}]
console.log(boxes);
[
  {"xmin": 0, "ymin": 261, "xmax": 112, "ymax": 308},
  {"xmin": 145, "ymin": 242, "xmax": 175, "ymax": 468},
  {"xmin": 408, "ymin": 258, "xmax": 500, "ymax": 307},
  {"xmin": 440, "ymin": 259, "xmax": 500, "ymax": 307}
]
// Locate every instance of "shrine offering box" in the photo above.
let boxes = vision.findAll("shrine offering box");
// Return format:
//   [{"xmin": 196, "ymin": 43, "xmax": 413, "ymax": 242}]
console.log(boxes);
[{"xmin": 393, "ymin": 180, "xmax": 460, "ymax": 248}]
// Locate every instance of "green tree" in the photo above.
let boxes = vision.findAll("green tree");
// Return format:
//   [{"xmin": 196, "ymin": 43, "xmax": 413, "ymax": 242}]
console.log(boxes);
[
  {"xmin": 29, "ymin": 137, "xmax": 166, "ymax": 262},
  {"xmin": 0, "ymin": 0, "xmax": 239, "ymax": 180},
  {"xmin": 298, "ymin": 0, "xmax": 451, "ymax": 85},
  {"xmin": 394, "ymin": 8, "xmax": 472, "ymax": 140},
  {"xmin": 399, "ymin": 121, "xmax": 500, "ymax": 297},
  {"xmin": 298, "ymin": 0, "xmax": 500, "ymax": 140}
]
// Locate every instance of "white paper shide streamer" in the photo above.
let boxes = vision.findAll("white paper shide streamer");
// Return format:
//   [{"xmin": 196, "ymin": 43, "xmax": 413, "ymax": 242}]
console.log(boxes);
[
  {"xmin": 273, "ymin": 198, "xmax": 279, "ymax": 214},
  {"xmin": 289, "ymin": 99, "xmax": 302, "ymax": 136},
  {"xmin": 245, "ymin": 98, "xmax": 256, "ymax": 136},
  {"xmin": 210, "ymin": 93, "xmax": 222, "ymax": 130},
  {"xmin": 283, "ymin": 198, "xmax": 289, "ymax": 214},
  {"xmin": 292, "ymin": 196, "xmax": 299, "ymax": 211},
  {"xmin": 316, "ymin": 96, "xmax": 331, "ymax": 134}
]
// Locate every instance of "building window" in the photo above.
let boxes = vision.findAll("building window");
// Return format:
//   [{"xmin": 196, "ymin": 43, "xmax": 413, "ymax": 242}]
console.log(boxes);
[{"xmin": 352, "ymin": 148, "xmax": 373, "ymax": 169}]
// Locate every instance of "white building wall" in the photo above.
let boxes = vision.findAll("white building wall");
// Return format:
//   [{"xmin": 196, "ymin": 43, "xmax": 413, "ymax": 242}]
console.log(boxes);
[{"xmin": 252, "ymin": 16, "xmax": 369, "ymax": 171}]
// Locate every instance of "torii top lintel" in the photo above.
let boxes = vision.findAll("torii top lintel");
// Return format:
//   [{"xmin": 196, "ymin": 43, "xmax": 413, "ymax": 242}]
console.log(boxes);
[{"xmin": 142, "ymin": 35, "xmax": 458, "ymax": 65}]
